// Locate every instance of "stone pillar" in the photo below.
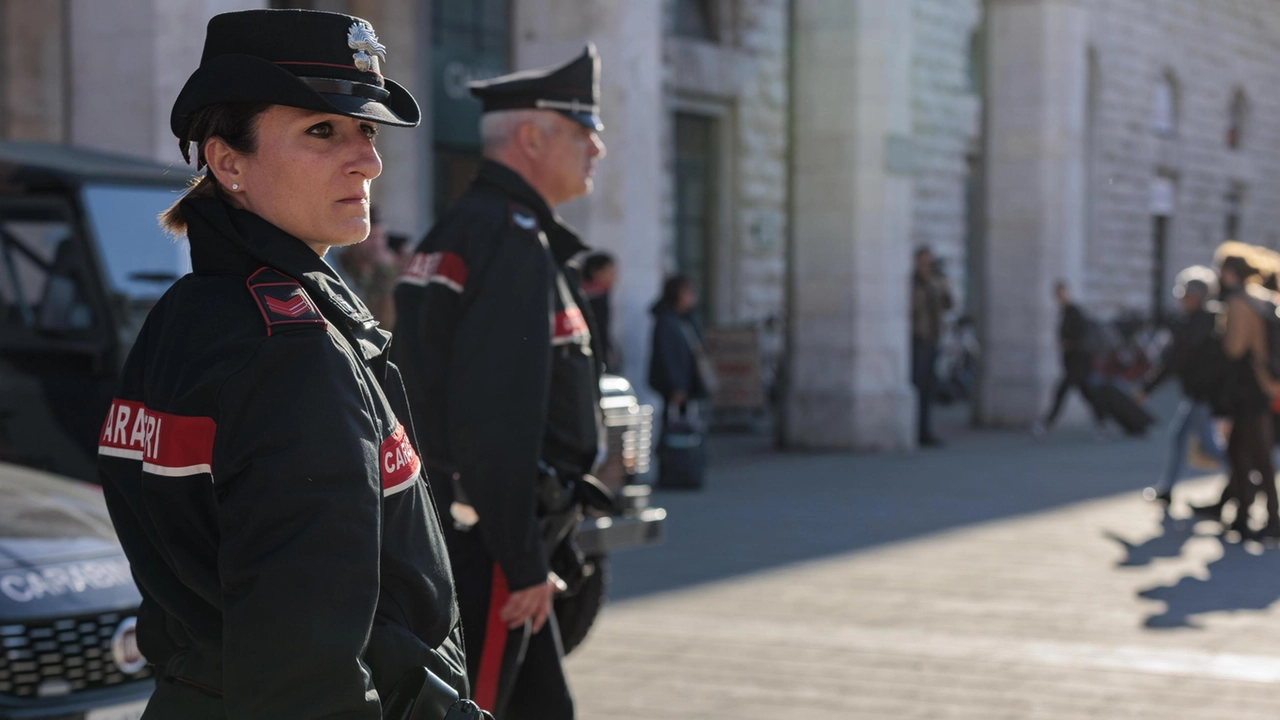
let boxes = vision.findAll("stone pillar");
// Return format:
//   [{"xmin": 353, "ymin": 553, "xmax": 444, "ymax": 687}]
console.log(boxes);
[
  {"xmin": 784, "ymin": 0, "xmax": 915, "ymax": 451},
  {"xmin": 513, "ymin": 0, "xmax": 665, "ymax": 396},
  {"xmin": 69, "ymin": 0, "xmax": 265, "ymax": 162},
  {"xmin": 353, "ymin": 0, "xmax": 432, "ymax": 238},
  {"xmin": 1, "ymin": 0, "xmax": 68, "ymax": 142},
  {"xmin": 979, "ymin": 0, "xmax": 1088, "ymax": 426}
]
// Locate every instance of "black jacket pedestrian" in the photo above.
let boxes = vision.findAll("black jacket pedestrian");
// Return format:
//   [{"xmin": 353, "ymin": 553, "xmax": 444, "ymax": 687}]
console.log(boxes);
[
  {"xmin": 97, "ymin": 197, "xmax": 465, "ymax": 719},
  {"xmin": 1143, "ymin": 307, "xmax": 1218, "ymax": 400},
  {"xmin": 648, "ymin": 303, "xmax": 709, "ymax": 401},
  {"xmin": 392, "ymin": 160, "xmax": 603, "ymax": 593},
  {"xmin": 1059, "ymin": 302, "xmax": 1090, "ymax": 355}
]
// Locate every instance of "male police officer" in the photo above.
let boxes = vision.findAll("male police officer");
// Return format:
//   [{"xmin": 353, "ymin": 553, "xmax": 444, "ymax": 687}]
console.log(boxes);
[{"xmin": 394, "ymin": 46, "xmax": 607, "ymax": 719}]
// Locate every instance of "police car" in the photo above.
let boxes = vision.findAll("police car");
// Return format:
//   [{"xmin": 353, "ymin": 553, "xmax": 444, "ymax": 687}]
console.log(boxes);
[{"xmin": 0, "ymin": 462, "xmax": 150, "ymax": 720}]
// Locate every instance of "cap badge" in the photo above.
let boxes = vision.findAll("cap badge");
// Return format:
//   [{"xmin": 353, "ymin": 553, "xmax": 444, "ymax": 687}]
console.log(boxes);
[{"xmin": 348, "ymin": 22, "xmax": 387, "ymax": 73}]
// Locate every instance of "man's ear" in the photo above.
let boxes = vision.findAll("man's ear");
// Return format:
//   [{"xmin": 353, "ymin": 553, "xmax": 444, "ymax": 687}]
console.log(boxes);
[
  {"xmin": 515, "ymin": 121, "xmax": 544, "ymax": 160},
  {"xmin": 204, "ymin": 136, "xmax": 245, "ymax": 190}
]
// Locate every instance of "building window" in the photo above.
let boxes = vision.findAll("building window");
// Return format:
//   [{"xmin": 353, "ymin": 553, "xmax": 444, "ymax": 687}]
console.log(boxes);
[
  {"xmin": 1227, "ymin": 88, "xmax": 1248, "ymax": 150},
  {"xmin": 1151, "ymin": 70, "xmax": 1178, "ymax": 137},
  {"xmin": 672, "ymin": 0, "xmax": 718, "ymax": 42},
  {"xmin": 1225, "ymin": 182, "xmax": 1245, "ymax": 241},
  {"xmin": 673, "ymin": 113, "xmax": 718, "ymax": 323}
]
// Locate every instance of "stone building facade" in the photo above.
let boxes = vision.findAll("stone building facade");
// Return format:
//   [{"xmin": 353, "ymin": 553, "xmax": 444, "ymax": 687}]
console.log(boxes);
[{"xmin": 5, "ymin": 0, "xmax": 1280, "ymax": 450}]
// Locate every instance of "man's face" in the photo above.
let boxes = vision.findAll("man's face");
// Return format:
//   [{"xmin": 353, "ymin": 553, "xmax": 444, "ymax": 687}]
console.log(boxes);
[
  {"xmin": 915, "ymin": 251, "xmax": 933, "ymax": 275},
  {"xmin": 1180, "ymin": 291, "xmax": 1203, "ymax": 312},
  {"xmin": 537, "ymin": 113, "xmax": 606, "ymax": 205},
  {"xmin": 1055, "ymin": 285, "xmax": 1069, "ymax": 305}
]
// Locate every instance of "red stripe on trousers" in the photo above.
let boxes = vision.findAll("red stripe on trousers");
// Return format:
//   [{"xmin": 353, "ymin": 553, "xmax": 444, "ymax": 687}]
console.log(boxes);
[{"xmin": 474, "ymin": 564, "xmax": 510, "ymax": 710}]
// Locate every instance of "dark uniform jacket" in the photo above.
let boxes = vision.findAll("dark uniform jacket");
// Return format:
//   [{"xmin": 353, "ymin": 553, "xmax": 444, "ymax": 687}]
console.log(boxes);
[
  {"xmin": 1143, "ymin": 307, "xmax": 1218, "ymax": 399},
  {"xmin": 97, "ymin": 197, "xmax": 465, "ymax": 719},
  {"xmin": 393, "ymin": 160, "xmax": 602, "ymax": 593}
]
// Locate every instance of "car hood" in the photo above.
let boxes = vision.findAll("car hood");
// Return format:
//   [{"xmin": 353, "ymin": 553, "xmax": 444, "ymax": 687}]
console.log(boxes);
[{"xmin": 0, "ymin": 463, "xmax": 139, "ymax": 619}]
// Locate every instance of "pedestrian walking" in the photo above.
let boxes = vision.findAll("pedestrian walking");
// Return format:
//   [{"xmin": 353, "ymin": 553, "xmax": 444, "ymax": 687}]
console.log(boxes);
[
  {"xmin": 96, "ymin": 10, "xmax": 482, "ymax": 719},
  {"xmin": 649, "ymin": 275, "xmax": 716, "ymax": 488},
  {"xmin": 910, "ymin": 246, "xmax": 953, "ymax": 447},
  {"xmin": 1135, "ymin": 266, "xmax": 1226, "ymax": 504},
  {"xmin": 1193, "ymin": 243, "xmax": 1280, "ymax": 538},
  {"xmin": 1034, "ymin": 281, "xmax": 1107, "ymax": 436},
  {"xmin": 582, "ymin": 251, "xmax": 619, "ymax": 371},
  {"xmin": 393, "ymin": 45, "xmax": 607, "ymax": 719}
]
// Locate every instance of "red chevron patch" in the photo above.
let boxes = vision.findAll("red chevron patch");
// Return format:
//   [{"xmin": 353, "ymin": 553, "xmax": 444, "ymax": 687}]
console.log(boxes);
[
  {"xmin": 264, "ymin": 292, "xmax": 310, "ymax": 318},
  {"xmin": 247, "ymin": 267, "xmax": 326, "ymax": 336}
]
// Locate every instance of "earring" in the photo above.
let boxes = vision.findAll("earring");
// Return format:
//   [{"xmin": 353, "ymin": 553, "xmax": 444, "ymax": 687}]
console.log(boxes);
[{"xmin": 231, "ymin": 183, "xmax": 240, "ymax": 191}]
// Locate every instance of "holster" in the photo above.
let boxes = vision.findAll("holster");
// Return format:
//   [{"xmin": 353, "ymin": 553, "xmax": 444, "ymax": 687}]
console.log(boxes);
[
  {"xmin": 535, "ymin": 463, "xmax": 616, "ymax": 595},
  {"xmin": 381, "ymin": 665, "xmax": 492, "ymax": 720}
]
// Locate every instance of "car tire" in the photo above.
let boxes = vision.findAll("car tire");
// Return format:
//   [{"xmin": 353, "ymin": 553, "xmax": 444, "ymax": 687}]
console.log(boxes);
[{"xmin": 554, "ymin": 554, "xmax": 608, "ymax": 656}]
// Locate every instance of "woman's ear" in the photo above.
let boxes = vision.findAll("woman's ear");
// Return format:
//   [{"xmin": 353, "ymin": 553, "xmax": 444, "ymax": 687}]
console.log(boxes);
[{"xmin": 204, "ymin": 136, "xmax": 244, "ymax": 192}]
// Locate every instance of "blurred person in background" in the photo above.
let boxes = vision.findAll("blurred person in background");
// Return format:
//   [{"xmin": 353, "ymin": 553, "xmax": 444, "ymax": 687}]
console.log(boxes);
[
  {"xmin": 1034, "ymin": 280, "xmax": 1107, "ymax": 437},
  {"xmin": 649, "ymin": 274, "xmax": 715, "ymax": 489},
  {"xmin": 333, "ymin": 202, "xmax": 400, "ymax": 328},
  {"xmin": 910, "ymin": 246, "xmax": 953, "ymax": 447},
  {"xmin": 581, "ymin": 251, "xmax": 619, "ymax": 371},
  {"xmin": 1193, "ymin": 243, "xmax": 1280, "ymax": 538},
  {"xmin": 392, "ymin": 45, "xmax": 607, "ymax": 719},
  {"xmin": 1135, "ymin": 266, "xmax": 1225, "ymax": 505}
]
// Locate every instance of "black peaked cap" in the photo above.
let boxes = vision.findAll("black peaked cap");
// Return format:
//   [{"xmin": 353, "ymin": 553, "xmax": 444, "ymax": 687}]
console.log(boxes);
[
  {"xmin": 469, "ymin": 44, "xmax": 602, "ymax": 131},
  {"xmin": 171, "ymin": 9, "xmax": 419, "ymax": 139}
]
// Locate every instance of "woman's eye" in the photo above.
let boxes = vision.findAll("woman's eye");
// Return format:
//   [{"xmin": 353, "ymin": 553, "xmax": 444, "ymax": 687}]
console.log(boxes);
[
  {"xmin": 361, "ymin": 124, "xmax": 379, "ymax": 141},
  {"xmin": 306, "ymin": 122, "xmax": 334, "ymax": 138}
]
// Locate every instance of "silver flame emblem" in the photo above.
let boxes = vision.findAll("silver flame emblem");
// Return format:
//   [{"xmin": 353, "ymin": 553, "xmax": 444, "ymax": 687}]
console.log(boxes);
[{"xmin": 347, "ymin": 22, "xmax": 387, "ymax": 73}]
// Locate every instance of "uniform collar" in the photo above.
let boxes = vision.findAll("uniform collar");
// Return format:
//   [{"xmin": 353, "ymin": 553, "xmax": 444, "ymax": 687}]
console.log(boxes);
[
  {"xmin": 474, "ymin": 160, "xmax": 589, "ymax": 265},
  {"xmin": 182, "ymin": 196, "xmax": 391, "ymax": 359}
]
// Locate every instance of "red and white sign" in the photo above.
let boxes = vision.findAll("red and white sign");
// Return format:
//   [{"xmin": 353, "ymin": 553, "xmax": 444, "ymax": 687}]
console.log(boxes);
[
  {"xmin": 380, "ymin": 422, "xmax": 421, "ymax": 497},
  {"xmin": 98, "ymin": 399, "xmax": 216, "ymax": 478}
]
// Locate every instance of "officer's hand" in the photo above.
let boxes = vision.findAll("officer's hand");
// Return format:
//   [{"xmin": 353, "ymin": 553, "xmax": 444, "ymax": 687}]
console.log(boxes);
[{"xmin": 499, "ymin": 578, "xmax": 556, "ymax": 633}]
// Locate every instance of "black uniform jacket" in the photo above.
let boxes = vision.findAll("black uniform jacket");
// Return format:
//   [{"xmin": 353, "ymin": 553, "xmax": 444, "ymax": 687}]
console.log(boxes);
[
  {"xmin": 393, "ymin": 161, "xmax": 602, "ymax": 593},
  {"xmin": 97, "ymin": 197, "xmax": 464, "ymax": 719}
]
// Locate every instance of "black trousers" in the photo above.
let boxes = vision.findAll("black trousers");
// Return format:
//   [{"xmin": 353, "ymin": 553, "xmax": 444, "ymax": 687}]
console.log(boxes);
[
  {"xmin": 911, "ymin": 338, "xmax": 939, "ymax": 441},
  {"xmin": 449, "ymin": 525, "xmax": 574, "ymax": 720},
  {"xmin": 1044, "ymin": 350, "xmax": 1105, "ymax": 427},
  {"xmin": 1222, "ymin": 412, "xmax": 1279, "ymax": 529}
]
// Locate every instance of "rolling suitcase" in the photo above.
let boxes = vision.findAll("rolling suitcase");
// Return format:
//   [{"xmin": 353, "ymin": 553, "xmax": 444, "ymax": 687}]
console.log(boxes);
[
  {"xmin": 657, "ymin": 403, "xmax": 706, "ymax": 490},
  {"xmin": 1094, "ymin": 382, "xmax": 1154, "ymax": 436}
]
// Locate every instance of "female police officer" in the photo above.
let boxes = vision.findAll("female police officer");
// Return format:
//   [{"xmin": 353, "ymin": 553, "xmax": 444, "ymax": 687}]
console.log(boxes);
[{"xmin": 96, "ymin": 10, "xmax": 483, "ymax": 719}]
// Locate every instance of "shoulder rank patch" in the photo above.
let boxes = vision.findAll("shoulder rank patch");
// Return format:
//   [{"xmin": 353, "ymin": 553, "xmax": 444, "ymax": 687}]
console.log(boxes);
[
  {"xmin": 509, "ymin": 204, "xmax": 540, "ymax": 233},
  {"xmin": 247, "ymin": 268, "xmax": 326, "ymax": 336}
]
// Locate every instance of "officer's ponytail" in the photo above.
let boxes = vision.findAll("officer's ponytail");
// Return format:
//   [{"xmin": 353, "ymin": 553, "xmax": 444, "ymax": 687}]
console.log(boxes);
[{"xmin": 160, "ymin": 102, "xmax": 270, "ymax": 237}]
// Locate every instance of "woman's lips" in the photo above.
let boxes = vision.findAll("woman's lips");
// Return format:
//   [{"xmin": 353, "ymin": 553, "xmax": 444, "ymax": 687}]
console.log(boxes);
[{"xmin": 337, "ymin": 196, "xmax": 368, "ymax": 205}]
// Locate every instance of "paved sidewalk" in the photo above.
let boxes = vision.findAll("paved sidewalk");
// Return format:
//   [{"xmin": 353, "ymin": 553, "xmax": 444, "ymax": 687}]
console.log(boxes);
[{"xmin": 565, "ymin": 405, "xmax": 1280, "ymax": 718}]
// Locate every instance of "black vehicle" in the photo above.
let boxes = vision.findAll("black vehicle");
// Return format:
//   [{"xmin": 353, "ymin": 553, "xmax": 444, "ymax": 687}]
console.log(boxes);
[
  {"xmin": 0, "ymin": 462, "xmax": 151, "ymax": 719},
  {"xmin": 0, "ymin": 141, "xmax": 661, "ymax": 663}
]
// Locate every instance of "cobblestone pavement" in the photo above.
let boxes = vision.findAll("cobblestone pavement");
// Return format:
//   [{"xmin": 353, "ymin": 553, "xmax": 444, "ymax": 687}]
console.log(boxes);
[{"xmin": 565, "ymin": 403, "xmax": 1280, "ymax": 718}]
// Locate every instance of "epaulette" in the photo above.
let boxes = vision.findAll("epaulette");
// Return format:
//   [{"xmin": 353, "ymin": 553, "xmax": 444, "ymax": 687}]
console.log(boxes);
[
  {"xmin": 246, "ymin": 267, "xmax": 327, "ymax": 336},
  {"xmin": 508, "ymin": 203, "xmax": 540, "ymax": 234}
]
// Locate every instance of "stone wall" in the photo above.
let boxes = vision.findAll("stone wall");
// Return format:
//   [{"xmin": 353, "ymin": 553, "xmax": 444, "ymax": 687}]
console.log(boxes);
[{"xmin": 1082, "ymin": 0, "xmax": 1280, "ymax": 319}]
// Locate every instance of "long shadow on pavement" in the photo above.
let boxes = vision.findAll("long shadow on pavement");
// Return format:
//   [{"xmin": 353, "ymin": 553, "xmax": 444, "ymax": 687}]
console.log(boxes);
[
  {"xmin": 1138, "ymin": 537, "xmax": 1280, "ymax": 628},
  {"xmin": 610, "ymin": 401, "xmax": 1181, "ymax": 601}
]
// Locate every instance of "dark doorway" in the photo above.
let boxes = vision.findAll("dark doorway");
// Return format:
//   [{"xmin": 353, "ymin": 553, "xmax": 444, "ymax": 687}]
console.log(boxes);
[
  {"xmin": 1152, "ymin": 215, "xmax": 1169, "ymax": 323},
  {"xmin": 673, "ymin": 113, "xmax": 718, "ymax": 324}
]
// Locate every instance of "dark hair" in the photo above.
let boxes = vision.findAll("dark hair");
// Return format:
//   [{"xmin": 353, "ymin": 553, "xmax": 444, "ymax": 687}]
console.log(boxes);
[
  {"xmin": 160, "ymin": 102, "xmax": 270, "ymax": 236},
  {"xmin": 660, "ymin": 275, "xmax": 692, "ymax": 308},
  {"xmin": 582, "ymin": 251, "xmax": 616, "ymax": 281}
]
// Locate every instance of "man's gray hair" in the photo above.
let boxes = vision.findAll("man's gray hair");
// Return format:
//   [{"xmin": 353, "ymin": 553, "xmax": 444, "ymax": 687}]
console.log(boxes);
[
  {"xmin": 480, "ymin": 109, "xmax": 559, "ymax": 152},
  {"xmin": 1173, "ymin": 265, "xmax": 1218, "ymax": 299}
]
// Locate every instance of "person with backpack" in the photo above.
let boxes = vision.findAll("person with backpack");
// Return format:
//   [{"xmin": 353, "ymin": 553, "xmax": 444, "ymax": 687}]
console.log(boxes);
[
  {"xmin": 1135, "ymin": 266, "xmax": 1226, "ymax": 505},
  {"xmin": 1194, "ymin": 243, "xmax": 1280, "ymax": 538},
  {"xmin": 1034, "ymin": 281, "xmax": 1108, "ymax": 436}
]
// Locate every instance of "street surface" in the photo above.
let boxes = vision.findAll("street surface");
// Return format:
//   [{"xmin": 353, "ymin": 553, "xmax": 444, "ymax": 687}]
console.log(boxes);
[{"xmin": 566, "ymin": 399, "xmax": 1280, "ymax": 718}]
